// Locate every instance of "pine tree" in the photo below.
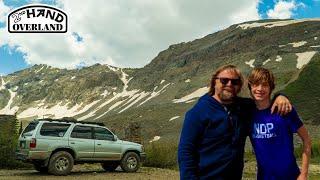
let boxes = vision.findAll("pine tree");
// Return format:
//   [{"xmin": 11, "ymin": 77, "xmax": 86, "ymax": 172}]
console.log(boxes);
[{"xmin": 19, "ymin": 121, "xmax": 23, "ymax": 135}]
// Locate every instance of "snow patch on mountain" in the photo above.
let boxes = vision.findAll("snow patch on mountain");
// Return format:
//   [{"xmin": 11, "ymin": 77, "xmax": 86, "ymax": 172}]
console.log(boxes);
[
  {"xmin": 36, "ymin": 99, "xmax": 46, "ymax": 107},
  {"xmin": 149, "ymin": 136, "xmax": 161, "ymax": 143},
  {"xmin": 245, "ymin": 59, "xmax": 255, "ymax": 68},
  {"xmin": 120, "ymin": 69, "xmax": 131, "ymax": 92},
  {"xmin": 18, "ymin": 100, "xmax": 100, "ymax": 119},
  {"xmin": 0, "ymin": 89, "xmax": 19, "ymax": 115},
  {"xmin": 263, "ymin": 59, "xmax": 271, "ymax": 65},
  {"xmin": 77, "ymin": 111, "xmax": 96, "ymax": 121},
  {"xmin": 296, "ymin": 51, "xmax": 317, "ymax": 69},
  {"xmin": 101, "ymin": 90, "xmax": 109, "ymax": 97},
  {"xmin": 35, "ymin": 66, "xmax": 45, "ymax": 74},
  {"xmin": 169, "ymin": 116, "xmax": 180, "ymax": 121},
  {"xmin": 138, "ymin": 83, "xmax": 171, "ymax": 106},
  {"xmin": 153, "ymin": 86, "xmax": 158, "ymax": 91},
  {"xmin": 118, "ymin": 92, "xmax": 150, "ymax": 113},
  {"xmin": 106, "ymin": 65, "xmax": 118, "ymax": 72},
  {"xmin": 173, "ymin": 87, "xmax": 209, "ymax": 103},
  {"xmin": 108, "ymin": 100, "xmax": 126, "ymax": 112},
  {"xmin": 0, "ymin": 78, "xmax": 19, "ymax": 115},
  {"xmin": 238, "ymin": 19, "xmax": 320, "ymax": 30},
  {"xmin": 93, "ymin": 90, "xmax": 138, "ymax": 119},
  {"xmin": 275, "ymin": 55, "xmax": 282, "ymax": 62},
  {"xmin": 0, "ymin": 77, "xmax": 6, "ymax": 90},
  {"xmin": 84, "ymin": 69, "xmax": 157, "ymax": 120},
  {"xmin": 289, "ymin": 41, "xmax": 307, "ymax": 48},
  {"xmin": 185, "ymin": 100, "xmax": 196, "ymax": 103}
]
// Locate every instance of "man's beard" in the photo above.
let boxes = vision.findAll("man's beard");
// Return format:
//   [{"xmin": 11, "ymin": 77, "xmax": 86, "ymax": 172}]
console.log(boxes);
[{"xmin": 219, "ymin": 89, "xmax": 236, "ymax": 104}]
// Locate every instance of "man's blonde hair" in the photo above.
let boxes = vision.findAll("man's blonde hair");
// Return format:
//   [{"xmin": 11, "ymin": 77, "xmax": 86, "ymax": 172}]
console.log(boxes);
[{"xmin": 208, "ymin": 65, "xmax": 243, "ymax": 96}]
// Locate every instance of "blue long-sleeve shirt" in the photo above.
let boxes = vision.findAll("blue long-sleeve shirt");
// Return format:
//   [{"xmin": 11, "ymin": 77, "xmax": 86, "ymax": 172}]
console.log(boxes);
[{"xmin": 178, "ymin": 93, "xmax": 254, "ymax": 180}]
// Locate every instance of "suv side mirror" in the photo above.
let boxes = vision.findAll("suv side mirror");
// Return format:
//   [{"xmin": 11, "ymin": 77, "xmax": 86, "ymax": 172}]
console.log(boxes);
[{"xmin": 113, "ymin": 135, "xmax": 118, "ymax": 141}]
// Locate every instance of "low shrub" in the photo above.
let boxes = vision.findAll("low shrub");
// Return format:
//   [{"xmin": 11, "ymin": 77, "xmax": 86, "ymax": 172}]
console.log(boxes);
[
  {"xmin": 294, "ymin": 140, "xmax": 320, "ymax": 161},
  {"xmin": 143, "ymin": 140, "xmax": 178, "ymax": 169}
]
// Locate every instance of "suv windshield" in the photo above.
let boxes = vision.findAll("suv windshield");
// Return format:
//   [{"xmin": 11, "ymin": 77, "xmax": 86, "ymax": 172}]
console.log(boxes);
[{"xmin": 22, "ymin": 121, "xmax": 39, "ymax": 136}]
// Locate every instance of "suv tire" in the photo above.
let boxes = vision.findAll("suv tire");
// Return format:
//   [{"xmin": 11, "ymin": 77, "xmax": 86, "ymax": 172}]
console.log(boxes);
[
  {"xmin": 33, "ymin": 163, "xmax": 48, "ymax": 173},
  {"xmin": 101, "ymin": 162, "xmax": 119, "ymax": 172},
  {"xmin": 48, "ymin": 151, "xmax": 74, "ymax": 176},
  {"xmin": 120, "ymin": 152, "xmax": 140, "ymax": 172}
]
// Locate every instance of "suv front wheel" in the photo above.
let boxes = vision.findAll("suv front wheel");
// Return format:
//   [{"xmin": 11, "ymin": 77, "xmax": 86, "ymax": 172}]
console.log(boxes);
[
  {"xmin": 48, "ymin": 151, "xmax": 74, "ymax": 175},
  {"xmin": 120, "ymin": 152, "xmax": 140, "ymax": 172}
]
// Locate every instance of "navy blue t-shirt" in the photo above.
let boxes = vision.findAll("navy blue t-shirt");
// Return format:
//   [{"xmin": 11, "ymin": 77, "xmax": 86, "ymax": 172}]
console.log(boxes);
[{"xmin": 250, "ymin": 107, "xmax": 303, "ymax": 180}]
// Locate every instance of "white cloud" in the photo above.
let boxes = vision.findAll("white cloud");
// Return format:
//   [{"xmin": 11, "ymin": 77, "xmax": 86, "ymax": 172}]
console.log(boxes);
[
  {"xmin": 0, "ymin": 0, "xmax": 10, "ymax": 23},
  {"xmin": 266, "ymin": 0, "xmax": 304, "ymax": 19},
  {"xmin": 1, "ymin": 0, "xmax": 260, "ymax": 69},
  {"xmin": 229, "ymin": 0, "xmax": 260, "ymax": 24}
]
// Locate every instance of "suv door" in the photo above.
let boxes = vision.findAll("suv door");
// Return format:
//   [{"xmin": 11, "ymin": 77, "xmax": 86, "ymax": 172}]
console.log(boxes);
[
  {"xmin": 69, "ymin": 125, "xmax": 95, "ymax": 160},
  {"xmin": 93, "ymin": 127, "xmax": 121, "ymax": 160}
]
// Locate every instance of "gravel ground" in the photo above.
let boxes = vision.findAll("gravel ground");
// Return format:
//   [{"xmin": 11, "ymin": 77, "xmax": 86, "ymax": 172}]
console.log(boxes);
[
  {"xmin": 243, "ymin": 161, "xmax": 320, "ymax": 180},
  {"xmin": 1, "ymin": 162, "xmax": 319, "ymax": 180},
  {"xmin": 0, "ymin": 164, "xmax": 179, "ymax": 180}
]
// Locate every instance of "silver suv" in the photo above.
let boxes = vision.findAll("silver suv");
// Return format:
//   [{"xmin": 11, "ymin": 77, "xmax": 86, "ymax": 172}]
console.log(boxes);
[{"xmin": 16, "ymin": 118, "xmax": 146, "ymax": 175}]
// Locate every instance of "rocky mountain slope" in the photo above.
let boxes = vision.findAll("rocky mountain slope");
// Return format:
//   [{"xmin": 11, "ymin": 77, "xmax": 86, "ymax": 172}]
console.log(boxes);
[{"xmin": 1, "ymin": 18, "xmax": 320, "ymax": 141}]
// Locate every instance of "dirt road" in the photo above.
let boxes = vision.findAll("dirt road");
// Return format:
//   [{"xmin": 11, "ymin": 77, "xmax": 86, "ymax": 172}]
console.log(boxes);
[
  {"xmin": 1, "ymin": 163, "xmax": 319, "ymax": 180},
  {"xmin": 0, "ymin": 164, "xmax": 179, "ymax": 180}
]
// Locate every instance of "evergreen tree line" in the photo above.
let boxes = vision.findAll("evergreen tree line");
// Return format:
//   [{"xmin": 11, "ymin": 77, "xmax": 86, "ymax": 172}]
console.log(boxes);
[{"xmin": 0, "ymin": 115, "xmax": 26, "ymax": 169}]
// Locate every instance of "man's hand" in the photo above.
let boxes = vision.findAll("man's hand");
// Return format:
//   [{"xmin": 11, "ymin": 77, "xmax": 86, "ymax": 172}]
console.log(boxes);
[{"xmin": 271, "ymin": 95, "xmax": 292, "ymax": 115}]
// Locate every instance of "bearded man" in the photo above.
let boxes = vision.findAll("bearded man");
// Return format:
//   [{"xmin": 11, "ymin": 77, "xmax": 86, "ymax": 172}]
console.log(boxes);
[{"xmin": 178, "ymin": 65, "xmax": 292, "ymax": 180}]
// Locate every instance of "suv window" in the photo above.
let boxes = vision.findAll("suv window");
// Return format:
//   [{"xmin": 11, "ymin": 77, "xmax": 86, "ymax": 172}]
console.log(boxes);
[
  {"xmin": 94, "ymin": 127, "xmax": 114, "ymax": 141},
  {"xmin": 22, "ymin": 121, "xmax": 39, "ymax": 136},
  {"xmin": 71, "ymin": 125, "xmax": 93, "ymax": 139},
  {"xmin": 40, "ymin": 123, "xmax": 71, "ymax": 137}
]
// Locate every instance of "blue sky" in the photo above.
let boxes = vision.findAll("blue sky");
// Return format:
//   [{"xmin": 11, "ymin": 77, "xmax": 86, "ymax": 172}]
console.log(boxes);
[
  {"xmin": 0, "ymin": 0, "xmax": 320, "ymax": 75},
  {"xmin": 258, "ymin": 0, "xmax": 320, "ymax": 19},
  {"xmin": 0, "ymin": 0, "xmax": 58, "ymax": 75}
]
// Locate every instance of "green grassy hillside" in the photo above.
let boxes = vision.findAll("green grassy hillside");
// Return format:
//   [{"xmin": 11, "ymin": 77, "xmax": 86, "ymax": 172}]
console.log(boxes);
[{"xmin": 284, "ymin": 53, "xmax": 320, "ymax": 124}]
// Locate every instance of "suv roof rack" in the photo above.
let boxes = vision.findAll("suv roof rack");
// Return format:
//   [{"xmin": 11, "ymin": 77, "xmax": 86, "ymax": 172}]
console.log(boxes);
[
  {"xmin": 36, "ymin": 117, "xmax": 105, "ymax": 126},
  {"xmin": 77, "ymin": 121, "xmax": 105, "ymax": 127}
]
